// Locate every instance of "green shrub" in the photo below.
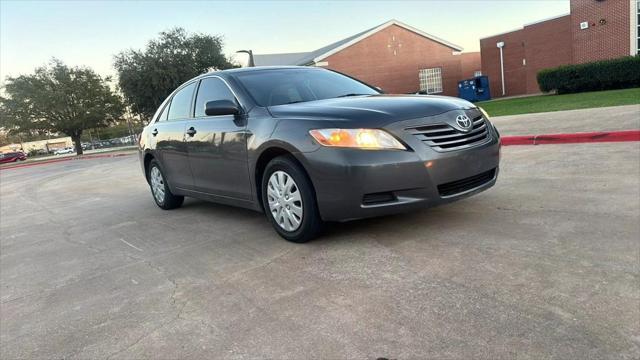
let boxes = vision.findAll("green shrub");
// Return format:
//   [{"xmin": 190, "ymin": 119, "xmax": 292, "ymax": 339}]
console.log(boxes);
[{"xmin": 537, "ymin": 56, "xmax": 640, "ymax": 94}]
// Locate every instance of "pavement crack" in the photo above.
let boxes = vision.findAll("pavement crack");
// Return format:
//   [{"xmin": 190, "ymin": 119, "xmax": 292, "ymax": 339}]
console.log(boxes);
[
  {"xmin": 220, "ymin": 247, "xmax": 299, "ymax": 284},
  {"xmin": 104, "ymin": 315, "xmax": 174, "ymax": 360},
  {"xmin": 104, "ymin": 262, "xmax": 188, "ymax": 360},
  {"xmin": 144, "ymin": 260, "xmax": 181, "ymax": 306}
]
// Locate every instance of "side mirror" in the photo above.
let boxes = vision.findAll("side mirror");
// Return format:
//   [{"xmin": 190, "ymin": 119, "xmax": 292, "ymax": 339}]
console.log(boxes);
[{"xmin": 205, "ymin": 100, "xmax": 240, "ymax": 116}]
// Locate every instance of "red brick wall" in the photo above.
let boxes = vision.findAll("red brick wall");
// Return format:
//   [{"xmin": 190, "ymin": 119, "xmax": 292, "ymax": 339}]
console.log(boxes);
[
  {"xmin": 480, "ymin": 0, "xmax": 633, "ymax": 97},
  {"xmin": 524, "ymin": 16, "xmax": 574, "ymax": 94},
  {"xmin": 460, "ymin": 52, "xmax": 482, "ymax": 78},
  {"xmin": 322, "ymin": 24, "xmax": 468, "ymax": 96},
  {"xmin": 480, "ymin": 29, "xmax": 527, "ymax": 97},
  {"xmin": 480, "ymin": 15, "xmax": 573, "ymax": 97},
  {"xmin": 571, "ymin": 0, "xmax": 632, "ymax": 63}
]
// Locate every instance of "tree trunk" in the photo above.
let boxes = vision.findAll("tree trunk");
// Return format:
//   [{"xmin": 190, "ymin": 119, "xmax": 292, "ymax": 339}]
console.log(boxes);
[{"xmin": 72, "ymin": 135, "xmax": 83, "ymax": 155}]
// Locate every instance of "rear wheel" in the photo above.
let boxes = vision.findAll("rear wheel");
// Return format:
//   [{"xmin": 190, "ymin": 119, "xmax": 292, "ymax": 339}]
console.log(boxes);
[
  {"xmin": 262, "ymin": 155, "xmax": 323, "ymax": 242},
  {"xmin": 148, "ymin": 160, "xmax": 184, "ymax": 210}
]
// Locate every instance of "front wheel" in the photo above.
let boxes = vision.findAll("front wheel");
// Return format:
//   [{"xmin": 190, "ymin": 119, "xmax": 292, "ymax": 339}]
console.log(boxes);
[
  {"xmin": 148, "ymin": 160, "xmax": 184, "ymax": 210},
  {"xmin": 262, "ymin": 155, "xmax": 323, "ymax": 243}
]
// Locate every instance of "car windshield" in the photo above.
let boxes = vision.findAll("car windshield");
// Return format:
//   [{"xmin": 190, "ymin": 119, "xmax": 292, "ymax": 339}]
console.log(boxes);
[{"xmin": 234, "ymin": 68, "xmax": 380, "ymax": 107}]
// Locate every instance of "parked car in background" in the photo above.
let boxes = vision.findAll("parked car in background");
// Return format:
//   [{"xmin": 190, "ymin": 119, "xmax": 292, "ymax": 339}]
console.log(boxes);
[
  {"xmin": 0, "ymin": 151, "xmax": 27, "ymax": 164},
  {"xmin": 54, "ymin": 147, "xmax": 75, "ymax": 155},
  {"xmin": 139, "ymin": 67, "xmax": 500, "ymax": 242}
]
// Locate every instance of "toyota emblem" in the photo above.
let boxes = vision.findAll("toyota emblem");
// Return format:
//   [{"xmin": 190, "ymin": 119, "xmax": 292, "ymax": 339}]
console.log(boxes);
[{"xmin": 456, "ymin": 114, "xmax": 472, "ymax": 130}]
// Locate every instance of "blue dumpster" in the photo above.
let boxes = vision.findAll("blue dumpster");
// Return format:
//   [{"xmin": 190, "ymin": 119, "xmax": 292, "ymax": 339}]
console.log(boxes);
[{"xmin": 457, "ymin": 75, "xmax": 491, "ymax": 102}]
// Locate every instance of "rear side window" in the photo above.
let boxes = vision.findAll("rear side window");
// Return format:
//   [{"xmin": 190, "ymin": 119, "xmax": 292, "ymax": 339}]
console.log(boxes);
[
  {"xmin": 194, "ymin": 78, "xmax": 237, "ymax": 117},
  {"xmin": 156, "ymin": 102, "xmax": 170, "ymax": 122},
  {"xmin": 167, "ymin": 82, "xmax": 196, "ymax": 120}
]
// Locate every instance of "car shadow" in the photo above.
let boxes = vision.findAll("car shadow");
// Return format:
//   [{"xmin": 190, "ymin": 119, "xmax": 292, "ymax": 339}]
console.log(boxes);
[
  {"xmin": 178, "ymin": 196, "xmax": 470, "ymax": 245},
  {"xmin": 180, "ymin": 197, "xmax": 262, "ymax": 220}
]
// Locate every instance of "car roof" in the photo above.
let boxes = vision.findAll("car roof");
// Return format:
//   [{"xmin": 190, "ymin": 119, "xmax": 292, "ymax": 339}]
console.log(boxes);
[{"xmin": 195, "ymin": 66, "xmax": 322, "ymax": 79}]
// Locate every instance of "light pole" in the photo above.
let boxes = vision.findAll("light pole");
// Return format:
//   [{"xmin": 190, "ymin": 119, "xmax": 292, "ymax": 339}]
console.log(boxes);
[
  {"xmin": 236, "ymin": 50, "xmax": 255, "ymax": 67},
  {"xmin": 497, "ymin": 41, "xmax": 505, "ymax": 97}
]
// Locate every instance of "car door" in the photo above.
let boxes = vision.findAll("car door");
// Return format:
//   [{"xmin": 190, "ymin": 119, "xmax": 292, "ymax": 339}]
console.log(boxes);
[
  {"xmin": 151, "ymin": 82, "xmax": 197, "ymax": 190},
  {"xmin": 185, "ymin": 77, "xmax": 251, "ymax": 200}
]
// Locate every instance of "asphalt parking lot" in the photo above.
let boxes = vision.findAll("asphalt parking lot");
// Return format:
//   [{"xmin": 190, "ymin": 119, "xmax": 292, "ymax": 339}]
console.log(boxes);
[{"xmin": 1, "ymin": 142, "xmax": 639, "ymax": 359}]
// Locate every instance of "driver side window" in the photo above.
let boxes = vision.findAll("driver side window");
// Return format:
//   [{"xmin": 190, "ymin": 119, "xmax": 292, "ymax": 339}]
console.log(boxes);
[{"xmin": 194, "ymin": 78, "xmax": 237, "ymax": 117}]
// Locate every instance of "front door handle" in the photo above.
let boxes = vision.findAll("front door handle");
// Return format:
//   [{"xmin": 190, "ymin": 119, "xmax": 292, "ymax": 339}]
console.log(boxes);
[
  {"xmin": 151, "ymin": 128, "xmax": 158, "ymax": 136},
  {"xmin": 186, "ymin": 127, "xmax": 197, "ymax": 137}
]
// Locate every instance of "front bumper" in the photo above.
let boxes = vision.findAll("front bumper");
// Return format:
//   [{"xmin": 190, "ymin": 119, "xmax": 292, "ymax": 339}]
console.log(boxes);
[{"xmin": 299, "ymin": 123, "xmax": 501, "ymax": 222}]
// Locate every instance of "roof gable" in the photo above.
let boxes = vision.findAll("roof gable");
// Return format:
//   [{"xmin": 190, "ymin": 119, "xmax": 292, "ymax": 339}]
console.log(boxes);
[
  {"xmin": 253, "ymin": 19, "xmax": 463, "ymax": 66},
  {"xmin": 309, "ymin": 19, "xmax": 463, "ymax": 64}
]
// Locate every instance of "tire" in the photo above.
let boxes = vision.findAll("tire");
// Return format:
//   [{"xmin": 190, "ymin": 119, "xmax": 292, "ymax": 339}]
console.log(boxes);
[
  {"xmin": 262, "ymin": 155, "xmax": 323, "ymax": 243},
  {"xmin": 147, "ymin": 159, "xmax": 184, "ymax": 210}
]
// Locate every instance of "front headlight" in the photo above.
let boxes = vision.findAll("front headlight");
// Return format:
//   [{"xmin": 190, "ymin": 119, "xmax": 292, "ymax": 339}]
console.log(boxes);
[{"xmin": 308, "ymin": 128, "xmax": 406, "ymax": 150}]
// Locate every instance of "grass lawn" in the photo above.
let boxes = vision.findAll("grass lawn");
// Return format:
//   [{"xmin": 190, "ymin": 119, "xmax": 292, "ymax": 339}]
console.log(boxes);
[{"xmin": 476, "ymin": 88, "xmax": 640, "ymax": 117}]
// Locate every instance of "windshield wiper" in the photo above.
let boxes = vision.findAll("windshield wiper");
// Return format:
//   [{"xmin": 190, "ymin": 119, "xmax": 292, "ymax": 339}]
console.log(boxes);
[{"xmin": 336, "ymin": 93, "xmax": 371, "ymax": 98}]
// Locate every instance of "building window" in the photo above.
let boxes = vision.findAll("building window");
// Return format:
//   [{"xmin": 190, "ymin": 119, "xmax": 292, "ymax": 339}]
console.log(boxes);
[
  {"xmin": 419, "ymin": 68, "xmax": 443, "ymax": 94},
  {"xmin": 474, "ymin": 70, "xmax": 482, "ymax": 77}
]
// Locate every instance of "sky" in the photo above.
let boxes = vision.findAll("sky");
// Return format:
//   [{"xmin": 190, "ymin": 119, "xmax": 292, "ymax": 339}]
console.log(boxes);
[{"xmin": 1, "ymin": 0, "xmax": 569, "ymax": 84}]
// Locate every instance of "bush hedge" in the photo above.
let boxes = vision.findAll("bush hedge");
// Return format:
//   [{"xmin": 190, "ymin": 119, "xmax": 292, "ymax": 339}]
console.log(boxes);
[{"xmin": 537, "ymin": 55, "xmax": 640, "ymax": 94}]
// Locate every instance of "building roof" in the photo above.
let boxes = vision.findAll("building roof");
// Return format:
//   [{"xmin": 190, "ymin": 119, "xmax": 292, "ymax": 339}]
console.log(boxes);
[
  {"xmin": 253, "ymin": 19, "xmax": 463, "ymax": 66},
  {"xmin": 479, "ymin": 13, "xmax": 570, "ymax": 40},
  {"xmin": 252, "ymin": 52, "xmax": 311, "ymax": 66}
]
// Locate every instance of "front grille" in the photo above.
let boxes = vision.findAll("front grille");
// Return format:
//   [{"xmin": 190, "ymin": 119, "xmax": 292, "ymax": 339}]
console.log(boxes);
[
  {"xmin": 437, "ymin": 168, "xmax": 496, "ymax": 197},
  {"xmin": 407, "ymin": 115, "xmax": 490, "ymax": 151}
]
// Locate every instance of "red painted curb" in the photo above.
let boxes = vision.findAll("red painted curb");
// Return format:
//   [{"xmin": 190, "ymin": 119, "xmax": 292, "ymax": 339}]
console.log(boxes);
[
  {"xmin": 501, "ymin": 130, "xmax": 640, "ymax": 146},
  {"xmin": 0, "ymin": 152, "xmax": 135, "ymax": 170}
]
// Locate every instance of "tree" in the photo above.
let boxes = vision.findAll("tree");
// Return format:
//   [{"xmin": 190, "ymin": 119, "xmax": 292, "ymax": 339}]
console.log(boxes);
[
  {"xmin": 114, "ymin": 28, "xmax": 236, "ymax": 121},
  {"xmin": 0, "ymin": 59, "xmax": 124, "ymax": 155}
]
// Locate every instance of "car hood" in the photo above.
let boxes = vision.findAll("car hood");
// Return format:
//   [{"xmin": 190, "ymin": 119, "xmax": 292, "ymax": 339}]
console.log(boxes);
[{"xmin": 267, "ymin": 94, "xmax": 475, "ymax": 127}]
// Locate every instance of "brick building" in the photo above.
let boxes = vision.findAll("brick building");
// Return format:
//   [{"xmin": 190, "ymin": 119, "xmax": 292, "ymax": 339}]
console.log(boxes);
[
  {"xmin": 253, "ymin": 20, "xmax": 481, "ymax": 96},
  {"xmin": 480, "ymin": 0, "xmax": 639, "ymax": 97}
]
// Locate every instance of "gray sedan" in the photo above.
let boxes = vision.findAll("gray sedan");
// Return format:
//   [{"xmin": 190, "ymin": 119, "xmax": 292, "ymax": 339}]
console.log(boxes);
[{"xmin": 139, "ymin": 67, "xmax": 500, "ymax": 242}]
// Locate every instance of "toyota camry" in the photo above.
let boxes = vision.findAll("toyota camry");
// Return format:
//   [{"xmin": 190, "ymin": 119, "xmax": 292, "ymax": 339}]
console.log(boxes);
[{"xmin": 139, "ymin": 67, "xmax": 500, "ymax": 242}]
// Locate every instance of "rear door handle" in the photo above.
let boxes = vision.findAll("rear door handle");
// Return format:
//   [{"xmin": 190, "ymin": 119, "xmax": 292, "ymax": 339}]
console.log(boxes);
[
  {"xmin": 151, "ymin": 128, "xmax": 158, "ymax": 136},
  {"xmin": 186, "ymin": 127, "xmax": 197, "ymax": 137}
]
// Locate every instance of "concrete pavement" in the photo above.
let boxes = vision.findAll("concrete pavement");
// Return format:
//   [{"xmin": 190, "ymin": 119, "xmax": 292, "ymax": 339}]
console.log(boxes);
[
  {"xmin": 491, "ymin": 104, "xmax": 640, "ymax": 136},
  {"xmin": 1, "ymin": 142, "xmax": 638, "ymax": 359}
]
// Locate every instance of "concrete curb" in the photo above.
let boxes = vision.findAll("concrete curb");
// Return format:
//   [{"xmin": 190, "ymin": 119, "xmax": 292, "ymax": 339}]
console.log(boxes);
[
  {"xmin": 501, "ymin": 130, "xmax": 640, "ymax": 146},
  {"xmin": 0, "ymin": 152, "xmax": 135, "ymax": 171}
]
